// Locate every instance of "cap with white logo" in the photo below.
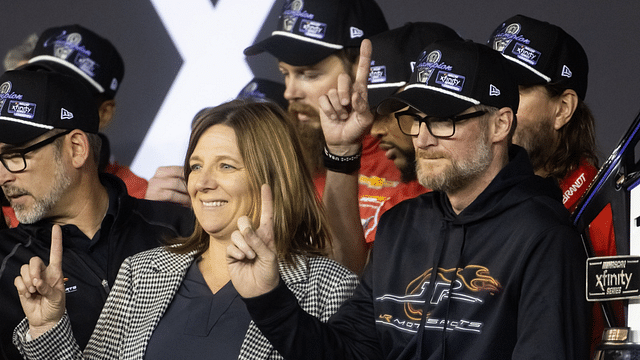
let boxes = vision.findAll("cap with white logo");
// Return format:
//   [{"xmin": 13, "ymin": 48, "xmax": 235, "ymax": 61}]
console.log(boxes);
[
  {"xmin": 377, "ymin": 40, "xmax": 519, "ymax": 118},
  {"xmin": 244, "ymin": 0, "xmax": 388, "ymax": 66},
  {"xmin": 488, "ymin": 14, "xmax": 589, "ymax": 100},
  {"xmin": 0, "ymin": 69, "xmax": 99, "ymax": 145},
  {"xmin": 367, "ymin": 22, "xmax": 463, "ymax": 108},
  {"xmin": 27, "ymin": 24, "xmax": 125, "ymax": 99}
]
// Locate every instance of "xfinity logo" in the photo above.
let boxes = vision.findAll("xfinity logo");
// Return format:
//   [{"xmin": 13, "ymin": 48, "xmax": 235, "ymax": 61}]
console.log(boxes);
[
  {"xmin": 512, "ymin": 43, "xmax": 540, "ymax": 66},
  {"xmin": 299, "ymin": 19, "xmax": 326, "ymax": 39},
  {"xmin": 436, "ymin": 71, "xmax": 465, "ymax": 92},
  {"xmin": 8, "ymin": 101, "xmax": 36, "ymax": 119}
]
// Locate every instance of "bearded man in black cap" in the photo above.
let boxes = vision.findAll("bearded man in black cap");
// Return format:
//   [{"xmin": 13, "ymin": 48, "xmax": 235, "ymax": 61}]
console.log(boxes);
[
  {"xmin": 0, "ymin": 70, "xmax": 193, "ymax": 360},
  {"xmin": 226, "ymin": 39, "xmax": 589, "ymax": 360},
  {"xmin": 489, "ymin": 15, "xmax": 615, "ymax": 356}
]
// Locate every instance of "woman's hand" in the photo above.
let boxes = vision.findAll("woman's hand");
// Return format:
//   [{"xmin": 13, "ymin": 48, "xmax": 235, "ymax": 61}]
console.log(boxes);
[{"xmin": 227, "ymin": 184, "xmax": 280, "ymax": 298}]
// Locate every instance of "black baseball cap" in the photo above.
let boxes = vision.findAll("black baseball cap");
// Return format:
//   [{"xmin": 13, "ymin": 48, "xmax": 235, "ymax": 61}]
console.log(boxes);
[
  {"xmin": 236, "ymin": 78, "xmax": 288, "ymax": 110},
  {"xmin": 488, "ymin": 15, "xmax": 588, "ymax": 99},
  {"xmin": 27, "ymin": 24, "xmax": 125, "ymax": 99},
  {"xmin": 244, "ymin": 0, "xmax": 388, "ymax": 66},
  {"xmin": 0, "ymin": 69, "xmax": 99, "ymax": 145},
  {"xmin": 367, "ymin": 22, "xmax": 463, "ymax": 108},
  {"xmin": 377, "ymin": 40, "xmax": 519, "ymax": 118}
]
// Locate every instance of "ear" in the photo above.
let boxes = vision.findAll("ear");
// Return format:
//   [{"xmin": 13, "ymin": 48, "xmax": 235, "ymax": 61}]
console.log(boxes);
[
  {"xmin": 553, "ymin": 89, "xmax": 578, "ymax": 130},
  {"xmin": 490, "ymin": 107, "xmax": 514, "ymax": 143},
  {"xmin": 67, "ymin": 130, "xmax": 91, "ymax": 169},
  {"xmin": 98, "ymin": 99, "xmax": 116, "ymax": 129}
]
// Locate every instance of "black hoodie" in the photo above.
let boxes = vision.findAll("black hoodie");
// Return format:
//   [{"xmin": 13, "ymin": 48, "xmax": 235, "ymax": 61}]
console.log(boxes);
[
  {"xmin": 0, "ymin": 174, "xmax": 194, "ymax": 360},
  {"xmin": 244, "ymin": 146, "xmax": 589, "ymax": 360}
]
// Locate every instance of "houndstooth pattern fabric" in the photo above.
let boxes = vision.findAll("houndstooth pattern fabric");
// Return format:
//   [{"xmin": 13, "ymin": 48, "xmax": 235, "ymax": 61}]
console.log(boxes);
[{"xmin": 14, "ymin": 247, "xmax": 357, "ymax": 360}]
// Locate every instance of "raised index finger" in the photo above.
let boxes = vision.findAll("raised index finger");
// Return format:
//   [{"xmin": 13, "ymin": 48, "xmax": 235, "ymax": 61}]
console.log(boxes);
[
  {"xmin": 48, "ymin": 225, "xmax": 63, "ymax": 270},
  {"xmin": 353, "ymin": 39, "xmax": 373, "ymax": 93}
]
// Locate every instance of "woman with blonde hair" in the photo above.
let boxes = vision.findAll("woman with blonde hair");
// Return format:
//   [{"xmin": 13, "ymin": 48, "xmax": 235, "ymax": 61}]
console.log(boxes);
[{"xmin": 13, "ymin": 99, "xmax": 357, "ymax": 360}]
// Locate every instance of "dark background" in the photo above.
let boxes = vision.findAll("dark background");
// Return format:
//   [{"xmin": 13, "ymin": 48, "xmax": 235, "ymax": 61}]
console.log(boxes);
[{"xmin": 1, "ymin": 0, "xmax": 639, "ymax": 178}]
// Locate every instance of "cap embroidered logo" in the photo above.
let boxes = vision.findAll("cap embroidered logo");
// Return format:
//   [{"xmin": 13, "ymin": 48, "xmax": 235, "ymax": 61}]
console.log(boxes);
[
  {"xmin": 61, "ymin": 108, "xmax": 74, "ymax": 120},
  {"xmin": 562, "ymin": 65, "xmax": 573, "ymax": 78},
  {"xmin": 350, "ymin": 27, "xmax": 364, "ymax": 38},
  {"xmin": 489, "ymin": 84, "xmax": 501, "ymax": 96}
]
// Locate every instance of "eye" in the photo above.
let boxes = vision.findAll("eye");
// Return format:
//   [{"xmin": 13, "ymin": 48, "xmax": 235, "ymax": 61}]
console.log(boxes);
[
  {"xmin": 302, "ymin": 71, "xmax": 320, "ymax": 81},
  {"xmin": 220, "ymin": 163, "xmax": 236, "ymax": 170},
  {"xmin": 189, "ymin": 163, "xmax": 202, "ymax": 172}
]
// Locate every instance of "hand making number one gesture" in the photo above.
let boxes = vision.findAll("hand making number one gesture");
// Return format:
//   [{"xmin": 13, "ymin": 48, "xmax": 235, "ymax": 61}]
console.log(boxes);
[
  {"xmin": 14, "ymin": 224, "xmax": 66, "ymax": 339},
  {"xmin": 226, "ymin": 184, "xmax": 280, "ymax": 298},
  {"xmin": 318, "ymin": 39, "xmax": 374, "ymax": 155}
]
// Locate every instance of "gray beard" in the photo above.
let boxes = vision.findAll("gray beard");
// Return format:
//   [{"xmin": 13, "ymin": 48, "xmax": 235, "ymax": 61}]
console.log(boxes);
[
  {"xmin": 9, "ymin": 153, "xmax": 71, "ymax": 224},
  {"xmin": 416, "ymin": 130, "xmax": 492, "ymax": 193}
]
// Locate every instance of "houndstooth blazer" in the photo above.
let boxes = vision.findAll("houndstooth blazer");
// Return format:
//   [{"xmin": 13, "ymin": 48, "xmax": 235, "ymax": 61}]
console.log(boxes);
[{"xmin": 14, "ymin": 246, "xmax": 358, "ymax": 360}]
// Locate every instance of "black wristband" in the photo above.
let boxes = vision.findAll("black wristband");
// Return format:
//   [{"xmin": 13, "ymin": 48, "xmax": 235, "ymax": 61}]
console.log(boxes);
[{"xmin": 323, "ymin": 146, "xmax": 361, "ymax": 174}]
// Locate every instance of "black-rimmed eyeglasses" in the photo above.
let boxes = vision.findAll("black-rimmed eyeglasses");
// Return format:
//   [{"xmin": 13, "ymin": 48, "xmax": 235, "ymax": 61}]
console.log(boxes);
[
  {"xmin": 0, "ymin": 130, "xmax": 71, "ymax": 173},
  {"xmin": 395, "ymin": 110, "xmax": 487, "ymax": 138}
]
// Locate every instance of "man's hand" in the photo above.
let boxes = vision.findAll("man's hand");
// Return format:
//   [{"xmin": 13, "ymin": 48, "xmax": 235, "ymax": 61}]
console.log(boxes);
[
  {"xmin": 227, "ymin": 184, "xmax": 280, "ymax": 298},
  {"xmin": 145, "ymin": 165, "xmax": 190, "ymax": 207},
  {"xmin": 14, "ymin": 225, "xmax": 66, "ymax": 339},
  {"xmin": 318, "ymin": 39, "xmax": 374, "ymax": 156}
]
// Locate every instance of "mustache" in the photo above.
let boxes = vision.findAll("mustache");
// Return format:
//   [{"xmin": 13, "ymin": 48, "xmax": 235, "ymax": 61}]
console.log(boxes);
[
  {"xmin": 2, "ymin": 186, "xmax": 30, "ymax": 198},
  {"xmin": 415, "ymin": 149, "xmax": 449, "ymax": 160},
  {"xmin": 288, "ymin": 102, "xmax": 319, "ymax": 117}
]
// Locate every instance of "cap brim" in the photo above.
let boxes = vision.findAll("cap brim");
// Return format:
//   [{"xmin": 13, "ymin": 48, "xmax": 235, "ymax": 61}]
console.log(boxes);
[
  {"xmin": 0, "ymin": 117, "xmax": 49, "ymax": 145},
  {"xmin": 244, "ymin": 34, "xmax": 340, "ymax": 66},
  {"xmin": 377, "ymin": 86, "xmax": 474, "ymax": 118}
]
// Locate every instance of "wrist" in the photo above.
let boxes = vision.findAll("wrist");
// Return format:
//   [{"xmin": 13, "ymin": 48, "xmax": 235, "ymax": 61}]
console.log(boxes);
[
  {"xmin": 325, "ymin": 143, "xmax": 362, "ymax": 157},
  {"xmin": 323, "ymin": 146, "xmax": 362, "ymax": 174}
]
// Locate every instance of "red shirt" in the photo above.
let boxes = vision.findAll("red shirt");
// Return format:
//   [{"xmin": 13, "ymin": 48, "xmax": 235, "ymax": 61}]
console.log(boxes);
[{"xmin": 314, "ymin": 135, "xmax": 428, "ymax": 244}]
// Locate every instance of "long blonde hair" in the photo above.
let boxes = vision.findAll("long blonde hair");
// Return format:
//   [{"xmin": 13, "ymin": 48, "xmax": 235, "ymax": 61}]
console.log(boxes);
[{"xmin": 168, "ymin": 99, "xmax": 331, "ymax": 264}]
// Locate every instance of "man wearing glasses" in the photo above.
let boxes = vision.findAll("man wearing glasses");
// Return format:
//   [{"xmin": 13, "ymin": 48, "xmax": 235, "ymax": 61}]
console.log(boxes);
[
  {"xmin": 226, "ymin": 40, "xmax": 589, "ymax": 359},
  {"xmin": 0, "ymin": 70, "xmax": 193, "ymax": 360}
]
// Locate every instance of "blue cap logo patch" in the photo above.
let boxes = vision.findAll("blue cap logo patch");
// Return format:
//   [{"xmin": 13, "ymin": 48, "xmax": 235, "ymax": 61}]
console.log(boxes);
[
  {"xmin": 511, "ymin": 43, "xmax": 541, "ymax": 66},
  {"xmin": 8, "ymin": 101, "xmax": 36, "ymax": 119},
  {"xmin": 436, "ymin": 71, "xmax": 465, "ymax": 92},
  {"xmin": 299, "ymin": 20, "xmax": 326, "ymax": 39},
  {"xmin": 369, "ymin": 65, "xmax": 387, "ymax": 84}
]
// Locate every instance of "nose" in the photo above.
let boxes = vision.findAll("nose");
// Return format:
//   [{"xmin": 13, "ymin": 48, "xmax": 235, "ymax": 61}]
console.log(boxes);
[
  {"xmin": 370, "ymin": 113, "xmax": 391, "ymax": 139},
  {"xmin": 413, "ymin": 123, "xmax": 437, "ymax": 149},
  {"xmin": 283, "ymin": 76, "xmax": 303, "ymax": 102},
  {"xmin": 191, "ymin": 167, "xmax": 219, "ymax": 193}
]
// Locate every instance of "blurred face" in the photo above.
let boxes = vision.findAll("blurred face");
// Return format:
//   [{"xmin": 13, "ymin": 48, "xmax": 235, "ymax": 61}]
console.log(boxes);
[
  {"xmin": 280, "ymin": 55, "xmax": 349, "ymax": 126},
  {"xmin": 411, "ymin": 108, "xmax": 492, "ymax": 193},
  {"xmin": 371, "ymin": 111, "xmax": 416, "ymax": 182},
  {"xmin": 188, "ymin": 125, "xmax": 253, "ymax": 241},
  {"xmin": 279, "ymin": 55, "xmax": 350, "ymax": 174},
  {"xmin": 513, "ymin": 85, "xmax": 557, "ymax": 173},
  {"xmin": 0, "ymin": 132, "xmax": 72, "ymax": 223}
]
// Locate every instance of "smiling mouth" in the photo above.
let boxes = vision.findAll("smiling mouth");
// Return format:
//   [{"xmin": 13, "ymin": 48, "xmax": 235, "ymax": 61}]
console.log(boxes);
[{"xmin": 202, "ymin": 200, "xmax": 227, "ymax": 207}]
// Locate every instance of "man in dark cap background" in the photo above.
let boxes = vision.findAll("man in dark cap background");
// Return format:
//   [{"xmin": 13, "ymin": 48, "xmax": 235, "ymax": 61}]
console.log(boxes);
[{"xmin": 0, "ymin": 70, "xmax": 192, "ymax": 360}]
